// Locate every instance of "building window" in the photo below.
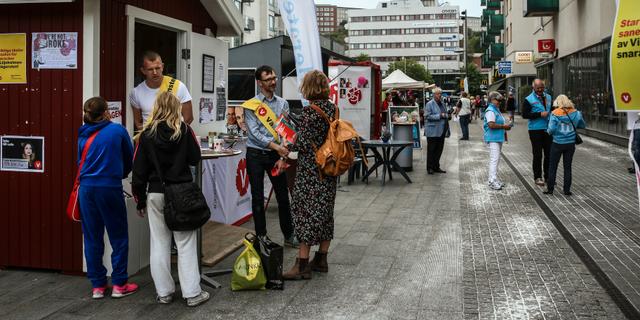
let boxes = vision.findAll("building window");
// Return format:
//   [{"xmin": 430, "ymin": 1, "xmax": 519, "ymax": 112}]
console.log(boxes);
[{"xmin": 509, "ymin": 23, "xmax": 512, "ymax": 44}]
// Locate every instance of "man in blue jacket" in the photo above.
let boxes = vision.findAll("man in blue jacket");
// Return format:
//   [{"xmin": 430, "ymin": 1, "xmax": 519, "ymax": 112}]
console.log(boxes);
[
  {"xmin": 522, "ymin": 79, "xmax": 554, "ymax": 186},
  {"xmin": 424, "ymin": 87, "xmax": 450, "ymax": 174}
]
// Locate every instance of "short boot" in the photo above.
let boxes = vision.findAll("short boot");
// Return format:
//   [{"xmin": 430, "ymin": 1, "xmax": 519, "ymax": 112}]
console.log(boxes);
[
  {"xmin": 283, "ymin": 258, "xmax": 311, "ymax": 280},
  {"xmin": 309, "ymin": 251, "xmax": 328, "ymax": 273}
]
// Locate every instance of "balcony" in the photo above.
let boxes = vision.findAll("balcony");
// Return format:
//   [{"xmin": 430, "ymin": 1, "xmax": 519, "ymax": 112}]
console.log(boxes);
[
  {"xmin": 482, "ymin": 54, "xmax": 497, "ymax": 68},
  {"xmin": 481, "ymin": 32, "xmax": 494, "ymax": 49},
  {"xmin": 481, "ymin": 0, "xmax": 486, "ymax": 6},
  {"xmin": 487, "ymin": 14, "xmax": 504, "ymax": 35},
  {"xmin": 486, "ymin": 1, "xmax": 501, "ymax": 10},
  {"xmin": 481, "ymin": 9, "xmax": 495, "ymax": 27},
  {"xmin": 488, "ymin": 43, "xmax": 505, "ymax": 60},
  {"xmin": 523, "ymin": 0, "xmax": 559, "ymax": 17}
]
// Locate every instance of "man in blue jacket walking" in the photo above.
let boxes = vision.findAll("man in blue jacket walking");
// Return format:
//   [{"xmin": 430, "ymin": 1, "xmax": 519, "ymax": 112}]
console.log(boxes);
[{"xmin": 522, "ymin": 79, "xmax": 554, "ymax": 186}]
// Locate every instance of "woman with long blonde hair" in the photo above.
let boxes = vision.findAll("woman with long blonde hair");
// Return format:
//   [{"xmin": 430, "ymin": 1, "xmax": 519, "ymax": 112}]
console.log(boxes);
[
  {"xmin": 544, "ymin": 94, "xmax": 585, "ymax": 195},
  {"xmin": 132, "ymin": 92, "xmax": 209, "ymax": 306}
]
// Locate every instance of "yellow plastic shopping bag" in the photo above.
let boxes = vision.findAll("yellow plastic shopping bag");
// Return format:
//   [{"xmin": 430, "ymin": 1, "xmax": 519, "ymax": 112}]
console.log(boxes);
[{"xmin": 231, "ymin": 238, "xmax": 267, "ymax": 291}]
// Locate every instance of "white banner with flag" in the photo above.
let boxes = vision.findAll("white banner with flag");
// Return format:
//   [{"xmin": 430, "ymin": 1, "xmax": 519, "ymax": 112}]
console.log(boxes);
[{"xmin": 279, "ymin": 0, "xmax": 323, "ymax": 103}]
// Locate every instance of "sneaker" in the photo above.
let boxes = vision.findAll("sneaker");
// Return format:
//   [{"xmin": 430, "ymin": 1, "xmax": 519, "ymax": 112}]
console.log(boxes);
[
  {"xmin": 497, "ymin": 181, "xmax": 505, "ymax": 188},
  {"xmin": 111, "ymin": 283, "xmax": 138, "ymax": 298},
  {"xmin": 156, "ymin": 294, "xmax": 173, "ymax": 304},
  {"xmin": 186, "ymin": 290, "xmax": 210, "ymax": 307},
  {"xmin": 284, "ymin": 236, "xmax": 300, "ymax": 248},
  {"xmin": 92, "ymin": 287, "xmax": 106, "ymax": 299},
  {"xmin": 489, "ymin": 181, "xmax": 502, "ymax": 190},
  {"xmin": 535, "ymin": 178, "xmax": 545, "ymax": 186}
]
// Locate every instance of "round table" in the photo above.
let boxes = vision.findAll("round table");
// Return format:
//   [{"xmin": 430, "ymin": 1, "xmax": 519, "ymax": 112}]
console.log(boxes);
[{"xmin": 361, "ymin": 140, "xmax": 413, "ymax": 185}]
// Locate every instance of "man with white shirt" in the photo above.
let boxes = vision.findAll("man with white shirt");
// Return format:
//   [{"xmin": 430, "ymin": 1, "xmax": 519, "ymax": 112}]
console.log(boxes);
[{"xmin": 129, "ymin": 51, "xmax": 193, "ymax": 131}]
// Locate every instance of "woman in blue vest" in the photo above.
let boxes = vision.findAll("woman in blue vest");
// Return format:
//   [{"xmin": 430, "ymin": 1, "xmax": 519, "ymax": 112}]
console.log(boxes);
[
  {"xmin": 544, "ymin": 95, "xmax": 586, "ymax": 195},
  {"xmin": 522, "ymin": 79, "xmax": 554, "ymax": 187},
  {"xmin": 483, "ymin": 91, "xmax": 512, "ymax": 190}
]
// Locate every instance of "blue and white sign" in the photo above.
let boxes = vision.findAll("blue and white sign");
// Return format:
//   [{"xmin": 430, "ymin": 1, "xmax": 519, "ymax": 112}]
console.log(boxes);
[
  {"xmin": 278, "ymin": 0, "xmax": 323, "ymax": 105},
  {"xmin": 498, "ymin": 61, "xmax": 512, "ymax": 75}
]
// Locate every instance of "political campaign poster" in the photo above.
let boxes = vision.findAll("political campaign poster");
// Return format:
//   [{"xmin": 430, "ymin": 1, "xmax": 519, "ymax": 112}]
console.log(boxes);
[
  {"xmin": 328, "ymin": 65, "xmax": 372, "ymax": 140},
  {"xmin": 610, "ymin": 0, "xmax": 640, "ymax": 111},
  {"xmin": 0, "ymin": 33, "xmax": 27, "ymax": 84},
  {"xmin": 32, "ymin": 32, "xmax": 78, "ymax": 69},
  {"xmin": 1, "ymin": 135, "xmax": 45, "ymax": 173}
]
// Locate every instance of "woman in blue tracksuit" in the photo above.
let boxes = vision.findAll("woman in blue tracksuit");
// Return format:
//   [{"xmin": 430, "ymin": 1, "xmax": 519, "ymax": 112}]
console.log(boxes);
[
  {"xmin": 78, "ymin": 97, "xmax": 136, "ymax": 299},
  {"xmin": 544, "ymin": 94, "xmax": 586, "ymax": 195}
]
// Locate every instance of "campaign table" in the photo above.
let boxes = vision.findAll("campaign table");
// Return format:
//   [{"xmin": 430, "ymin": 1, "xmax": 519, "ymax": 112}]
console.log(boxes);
[
  {"xmin": 196, "ymin": 149, "xmax": 247, "ymax": 289},
  {"xmin": 361, "ymin": 140, "xmax": 413, "ymax": 186}
]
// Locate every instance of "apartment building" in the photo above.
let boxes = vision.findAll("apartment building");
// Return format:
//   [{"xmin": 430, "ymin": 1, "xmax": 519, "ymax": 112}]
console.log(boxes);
[
  {"xmin": 222, "ymin": 0, "xmax": 284, "ymax": 48},
  {"xmin": 345, "ymin": 0, "xmax": 464, "ymax": 90},
  {"xmin": 316, "ymin": 4, "xmax": 360, "ymax": 34}
]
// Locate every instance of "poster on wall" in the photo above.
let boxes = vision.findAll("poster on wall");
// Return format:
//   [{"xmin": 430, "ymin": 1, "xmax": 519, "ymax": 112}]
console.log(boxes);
[
  {"xmin": 202, "ymin": 54, "xmax": 215, "ymax": 93},
  {"xmin": 0, "ymin": 33, "xmax": 27, "ymax": 84},
  {"xmin": 328, "ymin": 65, "xmax": 372, "ymax": 140},
  {"xmin": 199, "ymin": 97, "xmax": 214, "ymax": 124},
  {"xmin": 32, "ymin": 32, "xmax": 78, "ymax": 69},
  {"xmin": 216, "ymin": 87, "xmax": 226, "ymax": 121},
  {"xmin": 108, "ymin": 101, "xmax": 122, "ymax": 125},
  {"xmin": 1, "ymin": 135, "xmax": 45, "ymax": 173},
  {"xmin": 610, "ymin": 0, "xmax": 640, "ymax": 111}
]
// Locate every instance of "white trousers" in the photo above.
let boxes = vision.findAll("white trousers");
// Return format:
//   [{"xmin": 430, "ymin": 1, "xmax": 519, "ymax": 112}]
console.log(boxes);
[
  {"xmin": 147, "ymin": 193, "xmax": 201, "ymax": 298},
  {"xmin": 488, "ymin": 142, "xmax": 502, "ymax": 183}
]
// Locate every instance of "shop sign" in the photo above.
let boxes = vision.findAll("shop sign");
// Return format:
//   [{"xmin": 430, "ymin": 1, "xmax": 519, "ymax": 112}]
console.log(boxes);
[
  {"xmin": 32, "ymin": 32, "xmax": 77, "ymax": 69},
  {"xmin": 497, "ymin": 61, "xmax": 512, "ymax": 75},
  {"xmin": 0, "ymin": 33, "xmax": 27, "ymax": 84},
  {"xmin": 538, "ymin": 39, "xmax": 555, "ymax": 53},
  {"xmin": 610, "ymin": 0, "xmax": 640, "ymax": 111},
  {"xmin": 1, "ymin": 135, "xmax": 45, "ymax": 173},
  {"xmin": 412, "ymin": 21, "xmax": 458, "ymax": 28},
  {"xmin": 515, "ymin": 51, "xmax": 533, "ymax": 63}
]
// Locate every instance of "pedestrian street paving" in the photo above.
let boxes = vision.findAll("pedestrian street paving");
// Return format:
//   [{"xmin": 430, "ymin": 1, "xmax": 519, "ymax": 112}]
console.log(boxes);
[{"xmin": 0, "ymin": 117, "xmax": 633, "ymax": 319}]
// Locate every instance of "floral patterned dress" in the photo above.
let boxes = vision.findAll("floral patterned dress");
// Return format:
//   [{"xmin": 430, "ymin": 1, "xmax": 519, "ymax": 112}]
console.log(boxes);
[{"xmin": 289, "ymin": 100, "xmax": 338, "ymax": 246}]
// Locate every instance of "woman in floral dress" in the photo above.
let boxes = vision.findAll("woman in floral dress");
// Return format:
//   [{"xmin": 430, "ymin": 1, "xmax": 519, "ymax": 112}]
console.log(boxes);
[{"xmin": 283, "ymin": 70, "xmax": 338, "ymax": 280}]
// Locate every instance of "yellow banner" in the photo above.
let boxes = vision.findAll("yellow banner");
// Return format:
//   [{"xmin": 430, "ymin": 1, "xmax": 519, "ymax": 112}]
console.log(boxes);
[
  {"xmin": 241, "ymin": 98, "xmax": 280, "ymax": 142},
  {"xmin": 0, "ymin": 33, "xmax": 27, "ymax": 84},
  {"xmin": 611, "ymin": 0, "xmax": 640, "ymax": 111}
]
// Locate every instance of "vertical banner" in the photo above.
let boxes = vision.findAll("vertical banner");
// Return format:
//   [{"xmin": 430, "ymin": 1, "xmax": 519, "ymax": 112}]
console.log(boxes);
[
  {"xmin": 0, "ymin": 33, "xmax": 27, "ymax": 84},
  {"xmin": 328, "ymin": 65, "xmax": 372, "ymax": 140},
  {"xmin": 610, "ymin": 0, "xmax": 640, "ymax": 111},
  {"xmin": 278, "ymin": 0, "xmax": 323, "ymax": 104}
]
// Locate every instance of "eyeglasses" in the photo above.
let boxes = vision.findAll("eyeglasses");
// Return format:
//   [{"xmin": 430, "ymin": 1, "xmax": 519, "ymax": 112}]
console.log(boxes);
[{"xmin": 260, "ymin": 77, "xmax": 278, "ymax": 83}]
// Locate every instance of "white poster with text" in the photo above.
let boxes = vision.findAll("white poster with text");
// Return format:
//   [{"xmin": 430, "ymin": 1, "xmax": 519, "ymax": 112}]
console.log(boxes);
[{"xmin": 329, "ymin": 65, "xmax": 372, "ymax": 140}]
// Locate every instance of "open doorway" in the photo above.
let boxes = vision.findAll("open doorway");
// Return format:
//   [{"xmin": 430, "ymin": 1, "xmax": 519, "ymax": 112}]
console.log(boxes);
[{"xmin": 133, "ymin": 22, "xmax": 177, "ymax": 87}]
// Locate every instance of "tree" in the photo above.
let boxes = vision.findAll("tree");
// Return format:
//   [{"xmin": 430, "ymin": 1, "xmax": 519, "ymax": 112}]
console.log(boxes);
[
  {"xmin": 329, "ymin": 21, "xmax": 348, "ymax": 45},
  {"xmin": 464, "ymin": 63, "xmax": 483, "ymax": 96},
  {"xmin": 356, "ymin": 53, "xmax": 371, "ymax": 62},
  {"xmin": 386, "ymin": 59, "xmax": 433, "ymax": 84}
]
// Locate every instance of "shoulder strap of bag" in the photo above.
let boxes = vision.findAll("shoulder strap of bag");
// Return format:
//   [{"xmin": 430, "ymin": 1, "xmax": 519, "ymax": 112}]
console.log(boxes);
[
  {"xmin": 564, "ymin": 109, "xmax": 578, "ymax": 132},
  {"xmin": 74, "ymin": 129, "xmax": 101, "ymax": 184}
]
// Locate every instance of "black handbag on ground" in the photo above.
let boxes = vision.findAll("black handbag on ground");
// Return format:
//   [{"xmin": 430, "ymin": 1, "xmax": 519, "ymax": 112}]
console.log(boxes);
[
  {"xmin": 251, "ymin": 234, "xmax": 284, "ymax": 290},
  {"xmin": 565, "ymin": 109, "xmax": 583, "ymax": 145},
  {"xmin": 148, "ymin": 139, "xmax": 210, "ymax": 231}
]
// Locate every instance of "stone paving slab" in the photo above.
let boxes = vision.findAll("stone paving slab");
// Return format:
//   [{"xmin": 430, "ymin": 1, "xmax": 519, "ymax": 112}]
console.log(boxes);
[
  {"xmin": 456, "ymin": 118, "xmax": 625, "ymax": 319},
  {"xmin": 494, "ymin": 116, "xmax": 640, "ymax": 318}
]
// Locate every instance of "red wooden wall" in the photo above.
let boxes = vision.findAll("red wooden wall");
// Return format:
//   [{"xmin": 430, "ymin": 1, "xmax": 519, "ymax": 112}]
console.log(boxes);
[
  {"xmin": 100, "ymin": 0, "xmax": 217, "ymax": 123},
  {"xmin": 0, "ymin": 2, "xmax": 84, "ymax": 272}
]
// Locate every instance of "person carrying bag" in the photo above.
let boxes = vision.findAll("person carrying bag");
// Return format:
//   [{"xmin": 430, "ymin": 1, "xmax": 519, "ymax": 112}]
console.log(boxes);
[{"xmin": 132, "ymin": 92, "xmax": 210, "ymax": 307}]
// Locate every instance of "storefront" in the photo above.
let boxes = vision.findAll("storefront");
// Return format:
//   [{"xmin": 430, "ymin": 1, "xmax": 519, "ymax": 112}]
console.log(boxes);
[
  {"xmin": 537, "ymin": 40, "xmax": 628, "ymax": 141},
  {"xmin": 0, "ymin": 0, "xmax": 241, "ymax": 273}
]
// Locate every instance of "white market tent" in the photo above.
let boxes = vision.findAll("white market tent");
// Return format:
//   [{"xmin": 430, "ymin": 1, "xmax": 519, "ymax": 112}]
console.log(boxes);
[{"xmin": 382, "ymin": 69, "xmax": 435, "ymax": 90}]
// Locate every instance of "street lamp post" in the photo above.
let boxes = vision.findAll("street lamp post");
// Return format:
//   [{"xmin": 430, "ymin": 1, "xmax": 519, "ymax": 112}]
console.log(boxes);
[{"xmin": 461, "ymin": 9, "xmax": 468, "ymax": 92}]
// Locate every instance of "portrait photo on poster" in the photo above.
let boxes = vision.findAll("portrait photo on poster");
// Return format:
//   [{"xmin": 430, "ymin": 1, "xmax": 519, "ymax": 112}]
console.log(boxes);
[{"xmin": 1, "ymin": 135, "xmax": 45, "ymax": 173}]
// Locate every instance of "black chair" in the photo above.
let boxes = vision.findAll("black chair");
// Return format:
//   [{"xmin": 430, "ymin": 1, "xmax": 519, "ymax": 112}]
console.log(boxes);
[{"xmin": 348, "ymin": 138, "xmax": 377, "ymax": 185}]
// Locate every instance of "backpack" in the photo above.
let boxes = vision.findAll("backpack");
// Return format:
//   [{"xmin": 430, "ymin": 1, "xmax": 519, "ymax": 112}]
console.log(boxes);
[{"xmin": 310, "ymin": 104, "xmax": 363, "ymax": 177}]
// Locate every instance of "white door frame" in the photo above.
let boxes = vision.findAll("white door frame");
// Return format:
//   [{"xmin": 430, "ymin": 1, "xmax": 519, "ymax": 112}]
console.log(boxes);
[{"xmin": 125, "ymin": 5, "xmax": 193, "ymax": 134}]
